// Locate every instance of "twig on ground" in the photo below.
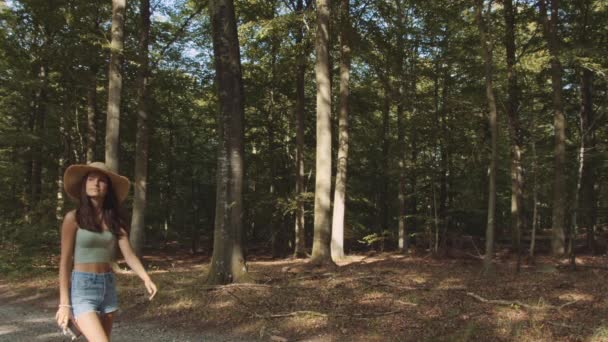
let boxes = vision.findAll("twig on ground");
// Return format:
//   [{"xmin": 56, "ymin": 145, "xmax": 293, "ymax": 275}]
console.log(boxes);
[
  {"xmin": 466, "ymin": 292, "xmax": 534, "ymax": 309},
  {"xmin": 258, "ymin": 309, "xmax": 407, "ymax": 319},
  {"xmin": 466, "ymin": 292, "xmax": 578, "ymax": 312},
  {"xmin": 201, "ymin": 283, "xmax": 272, "ymax": 291}
]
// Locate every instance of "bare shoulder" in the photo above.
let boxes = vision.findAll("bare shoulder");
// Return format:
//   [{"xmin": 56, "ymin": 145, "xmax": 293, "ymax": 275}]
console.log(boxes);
[
  {"xmin": 63, "ymin": 209, "xmax": 77, "ymax": 223},
  {"xmin": 61, "ymin": 210, "xmax": 78, "ymax": 232}
]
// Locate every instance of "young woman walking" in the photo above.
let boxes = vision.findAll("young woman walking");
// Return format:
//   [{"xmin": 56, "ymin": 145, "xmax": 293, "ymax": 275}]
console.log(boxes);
[{"xmin": 55, "ymin": 162, "xmax": 157, "ymax": 341}]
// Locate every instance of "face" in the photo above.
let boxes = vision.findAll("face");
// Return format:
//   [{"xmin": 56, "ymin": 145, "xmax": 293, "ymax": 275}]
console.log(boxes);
[{"xmin": 85, "ymin": 171, "xmax": 110, "ymax": 199}]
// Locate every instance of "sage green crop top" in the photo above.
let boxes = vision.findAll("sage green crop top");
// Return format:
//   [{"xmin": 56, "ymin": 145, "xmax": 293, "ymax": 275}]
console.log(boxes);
[{"xmin": 73, "ymin": 228, "xmax": 116, "ymax": 264}]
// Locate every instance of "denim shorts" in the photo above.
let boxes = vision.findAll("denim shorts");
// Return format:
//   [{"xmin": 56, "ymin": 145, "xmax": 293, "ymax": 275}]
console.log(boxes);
[{"xmin": 70, "ymin": 271, "xmax": 119, "ymax": 318}]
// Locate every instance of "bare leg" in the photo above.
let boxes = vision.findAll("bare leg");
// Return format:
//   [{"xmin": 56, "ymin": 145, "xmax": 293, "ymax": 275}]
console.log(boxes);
[
  {"xmin": 100, "ymin": 312, "xmax": 115, "ymax": 339},
  {"xmin": 75, "ymin": 311, "xmax": 109, "ymax": 342}
]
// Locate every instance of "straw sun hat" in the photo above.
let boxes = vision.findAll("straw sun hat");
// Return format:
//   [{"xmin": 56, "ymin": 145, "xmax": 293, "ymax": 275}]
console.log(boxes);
[{"xmin": 63, "ymin": 162, "xmax": 130, "ymax": 203}]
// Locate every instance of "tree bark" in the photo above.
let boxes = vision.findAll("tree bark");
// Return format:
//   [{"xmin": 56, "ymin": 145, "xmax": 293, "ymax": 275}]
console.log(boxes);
[
  {"xmin": 310, "ymin": 0, "xmax": 334, "ymax": 266},
  {"xmin": 380, "ymin": 81, "xmax": 390, "ymax": 252},
  {"xmin": 439, "ymin": 66, "xmax": 449, "ymax": 254},
  {"xmin": 130, "ymin": 0, "xmax": 151, "ymax": 260},
  {"xmin": 539, "ymin": 0, "xmax": 566, "ymax": 255},
  {"xmin": 30, "ymin": 64, "xmax": 47, "ymax": 207},
  {"xmin": 394, "ymin": 0, "xmax": 410, "ymax": 255},
  {"xmin": 575, "ymin": 1, "xmax": 598, "ymax": 253},
  {"xmin": 579, "ymin": 67, "xmax": 597, "ymax": 253},
  {"xmin": 86, "ymin": 65, "xmax": 98, "ymax": 164},
  {"xmin": 331, "ymin": 0, "xmax": 350, "ymax": 262},
  {"xmin": 504, "ymin": 0, "xmax": 524, "ymax": 270},
  {"xmin": 476, "ymin": 0, "xmax": 498, "ymax": 274},
  {"xmin": 207, "ymin": 0, "xmax": 251, "ymax": 284},
  {"xmin": 105, "ymin": 0, "xmax": 126, "ymax": 172},
  {"xmin": 293, "ymin": 0, "xmax": 309, "ymax": 259}
]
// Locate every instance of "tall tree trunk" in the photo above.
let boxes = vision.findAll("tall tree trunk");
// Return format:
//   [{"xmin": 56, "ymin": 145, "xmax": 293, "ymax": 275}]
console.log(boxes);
[
  {"xmin": 476, "ymin": 0, "xmax": 498, "ymax": 274},
  {"xmin": 310, "ymin": 0, "xmax": 334, "ymax": 266},
  {"xmin": 331, "ymin": 0, "xmax": 350, "ymax": 261},
  {"xmin": 105, "ymin": 0, "xmax": 125, "ymax": 269},
  {"xmin": 394, "ymin": 0, "xmax": 410, "ymax": 255},
  {"xmin": 207, "ymin": 0, "xmax": 251, "ymax": 284},
  {"xmin": 380, "ymin": 82, "xmax": 390, "ymax": 252},
  {"xmin": 439, "ymin": 67, "xmax": 449, "ymax": 254},
  {"xmin": 57, "ymin": 114, "xmax": 70, "ymax": 222},
  {"xmin": 130, "ymin": 0, "xmax": 151, "ymax": 260},
  {"xmin": 105, "ymin": 0, "xmax": 126, "ymax": 172},
  {"xmin": 579, "ymin": 67, "xmax": 597, "ymax": 253},
  {"xmin": 396, "ymin": 79, "xmax": 406, "ymax": 253},
  {"xmin": 530, "ymin": 136, "xmax": 539, "ymax": 262},
  {"xmin": 504, "ymin": 0, "xmax": 524, "ymax": 271},
  {"xmin": 293, "ymin": 0, "xmax": 310, "ymax": 258},
  {"xmin": 539, "ymin": 0, "xmax": 566, "ymax": 255},
  {"xmin": 407, "ymin": 49, "xmax": 419, "ymax": 241},
  {"xmin": 30, "ymin": 64, "xmax": 47, "ymax": 207},
  {"xmin": 266, "ymin": 14, "xmax": 283, "ymax": 258},
  {"xmin": 575, "ymin": 1, "xmax": 598, "ymax": 254},
  {"xmin": 86, "ymin": 65, "xmax": 98, "ymax": 164}
]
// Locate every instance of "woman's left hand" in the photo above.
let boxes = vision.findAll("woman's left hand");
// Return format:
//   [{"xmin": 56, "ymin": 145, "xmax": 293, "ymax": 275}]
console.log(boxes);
[{"xmin": 144, "ymin": 279, "xmax": 157, "ymax": 300}]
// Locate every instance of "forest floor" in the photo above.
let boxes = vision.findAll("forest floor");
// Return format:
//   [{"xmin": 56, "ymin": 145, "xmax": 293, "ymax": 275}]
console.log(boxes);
[{"xmin": 2, "ymin": 249, "xmax": 608, "ymax": 342}]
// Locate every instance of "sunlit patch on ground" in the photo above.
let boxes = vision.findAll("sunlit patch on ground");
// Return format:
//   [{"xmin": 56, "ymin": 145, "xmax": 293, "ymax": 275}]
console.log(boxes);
[{"xmin": 2, "ymin": 253, "xmax": 608, "ymax": 341}]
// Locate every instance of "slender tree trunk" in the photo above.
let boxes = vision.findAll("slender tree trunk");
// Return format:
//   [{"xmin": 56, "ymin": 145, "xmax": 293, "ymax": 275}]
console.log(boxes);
[
  {"xmin": 57, "ymin": 114, "xmax": 69, "ymax": 222},
  {"xmin": 105, "ymin": 0, "xmax": 126, "ymax": 269},
  {"xmin": 86, "ymin": 66, "xmax": 98, "ymax": 164},
  {"xmin": 105, "ymin": 0, "xmax": 126, "ymax": 172},
  {"xmin": 504, "ymin": 0, "xmax": 524, "ymax": 271},
  {"xmin": 269, "ymin": 40, "xmax": 280, "ymax": 258},
  {"xmin": 476, "ymin": 0, "xmax": 498, "ymax": 274},
  {"xmin": 130, "ymin": 0, "xmax": 151, "ymax": 259},
  {"xmin": 330, "ymin": 0, "xmax": 350, "ymax": 262},
  {"xmin": 439, "ymin": 68, "xmax": 449, "ymax": 254},
  {"xmin": 293, "ymin": 0, "xmax": 309, "ymax": 258},
  {"xmin": 207, "ymin": 0, "xmax": 251, "ymax": 284},
  {"xmin": 378, "ymin": 82, "xmax": 390, "ymax": 252},
  {"xmin": 407, "ymin": 52, "xmax": 419, "ymax": 241},
  {"xmin": 539, "ymin": 0, "xmax": 566, "ymax": 255},
  {"xmin": 397, "ymin": 86, "xmax": 406, "ymax": 253},
  {"xmin": 394, "ymin": 0, "xmax": 409, "ymax": 255},
  {"xmin": 30, "ymin": 64, "xmax": 47, "ymax": 207},
  {"xmin": 529, "ymin": 113, "xmax": 539, "ymax": 262},
  {"xmin": 310, "ymin": 0, "xmax": 334, "ymax": 266},
  {"xmin": 575, "ymin": 1, "xmax": 598, "ymax": 253},
  {"xmin": 579, "ymin": 67, "xmax": 597, "ymax": 253}
]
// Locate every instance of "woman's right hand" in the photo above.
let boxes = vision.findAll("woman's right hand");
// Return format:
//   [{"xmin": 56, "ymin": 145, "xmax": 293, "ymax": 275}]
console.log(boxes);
[{"xmin": 55, "ymin": 306, "xmax": 70, "ymax": 329}]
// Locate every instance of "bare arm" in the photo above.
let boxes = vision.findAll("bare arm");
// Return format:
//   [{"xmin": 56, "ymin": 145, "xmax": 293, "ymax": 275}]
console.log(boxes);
[
  {"xmin": 56, "ymin": 210, "xmax": 77, "ymax": 328},
  {"xmin": 117, "ymin": 229, "xmax": 157, "ymax": 299}
]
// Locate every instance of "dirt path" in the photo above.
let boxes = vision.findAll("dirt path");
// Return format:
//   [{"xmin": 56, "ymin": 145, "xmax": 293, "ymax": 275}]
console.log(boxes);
[
  {"xmin": 0, "ymin": 302, "xmax": 248, "ymax": 342},
  {"xmin": 0, "ymin": 283, "xmax": 249, "ymax": 342}
]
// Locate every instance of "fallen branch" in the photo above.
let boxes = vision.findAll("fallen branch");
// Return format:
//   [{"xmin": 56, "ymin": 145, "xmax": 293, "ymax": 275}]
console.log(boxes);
[
  {"xmin": 466, "ymin": 292, "xmax": 578, "ymax": 312},
  {"xmin": 201, "ymin": 283, "xmax": 272, "ymax": 291},
  {"xmin": 466, "ymin": 292, "xmax": 534, "ymax": 309},
  {"xmin": 258, "ymin": 310, "xmax": 329, "ymax": 318},
  {"xmin": 258, "ymin": 309, "xmax": 407, "ymax": 319}
]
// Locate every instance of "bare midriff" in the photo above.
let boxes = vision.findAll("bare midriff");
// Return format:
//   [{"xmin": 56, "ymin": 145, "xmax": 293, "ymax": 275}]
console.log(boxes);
[{"xmin": 73, "ymin": 263, "xmax": 112, "ymax": 273}]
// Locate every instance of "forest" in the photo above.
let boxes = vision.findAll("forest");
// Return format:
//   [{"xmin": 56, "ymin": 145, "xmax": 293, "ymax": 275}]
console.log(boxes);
[{"xmin": 1, "ymin": 0, "xmax": 608, "ymax": 341}]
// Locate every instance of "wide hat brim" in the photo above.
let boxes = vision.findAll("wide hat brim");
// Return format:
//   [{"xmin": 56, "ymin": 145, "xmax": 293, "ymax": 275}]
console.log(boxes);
[{"xmin": 63, "ymin": 162, "xmax": 130, "ymax": 203}]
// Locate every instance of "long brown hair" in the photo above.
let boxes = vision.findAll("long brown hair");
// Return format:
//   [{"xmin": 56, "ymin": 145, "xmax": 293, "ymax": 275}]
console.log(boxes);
[{"xmin": 76, "ymin": 172, "xmax": 129, "ymax": 237}]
